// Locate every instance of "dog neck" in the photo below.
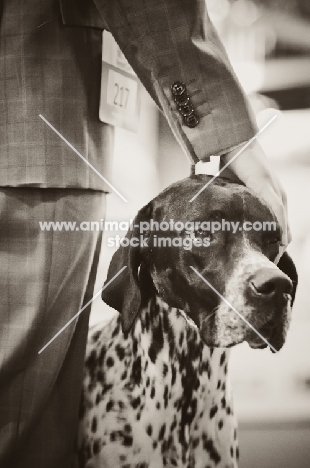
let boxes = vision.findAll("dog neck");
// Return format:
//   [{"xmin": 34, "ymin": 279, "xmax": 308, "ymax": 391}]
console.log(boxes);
[
  {"xmin": 131, "ymin": 294, "xmax": 230, "ymax": 381},
  {"xmin": 126, "ymin": 295, "xmax": 232, "ymax": 431},
  {"xmin": 133, "ymin": 295, "xmax": 201, "ymax": 360}
]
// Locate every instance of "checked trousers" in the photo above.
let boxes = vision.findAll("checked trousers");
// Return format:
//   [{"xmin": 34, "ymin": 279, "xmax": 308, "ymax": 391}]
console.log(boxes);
[{"xmin": 0, "ymin": 187, "xmax": 105, "ymax": 468}]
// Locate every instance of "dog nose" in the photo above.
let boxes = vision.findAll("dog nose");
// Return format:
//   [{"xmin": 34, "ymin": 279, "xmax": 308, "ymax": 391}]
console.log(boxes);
[{"xmin": 250, "ymin": 268, "xmax": 293, "ymax": 299}]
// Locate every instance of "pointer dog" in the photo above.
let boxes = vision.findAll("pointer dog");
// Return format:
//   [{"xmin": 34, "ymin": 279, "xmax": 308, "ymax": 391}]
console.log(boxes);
[{"xmin": 78, "ymin": 175, "xmax": 297, "ymax": 468}]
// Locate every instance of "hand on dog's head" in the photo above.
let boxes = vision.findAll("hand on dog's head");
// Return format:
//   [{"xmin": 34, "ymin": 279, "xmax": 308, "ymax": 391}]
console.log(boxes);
[{"xmin": 102, "ymin": 175, "xmax": 297, "ymax": 352}]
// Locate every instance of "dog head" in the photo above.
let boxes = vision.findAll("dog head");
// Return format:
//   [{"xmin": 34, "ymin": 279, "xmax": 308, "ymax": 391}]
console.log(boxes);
[{"xmin": 102, "ymin": 175, "xmax": 297, "ymax": 352}]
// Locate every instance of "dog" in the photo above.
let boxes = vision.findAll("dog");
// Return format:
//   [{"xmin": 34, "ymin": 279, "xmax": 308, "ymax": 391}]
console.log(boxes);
[{"xmin": 78, "ymin": 175, "xmax": 297, "ymax": 468}]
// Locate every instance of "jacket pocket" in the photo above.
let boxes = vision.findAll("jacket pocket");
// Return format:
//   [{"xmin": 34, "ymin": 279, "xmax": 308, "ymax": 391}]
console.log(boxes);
[{"xmin": 58, "ymin": 0, "xmax": 107, "ymax": 29}]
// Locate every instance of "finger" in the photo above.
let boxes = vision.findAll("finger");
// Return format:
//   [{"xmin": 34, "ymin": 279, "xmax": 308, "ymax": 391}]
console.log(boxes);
[
  {"xmin": 244, "ymin": 177, "xmax": 288, "ymax": 246},
  {"xmin": 281, "ymin": 185, "xmax": 288, "ymax": 209},
  {"xmin": 266, "ymin": 176, "xmax": 290, "ymax": 243},
  {"xmin": 221, "ymin": 151, "xmax": 290, "ymax": 245},
  {"xmin": 262, "ymin": 186, "xmax": 288, "ymax": 247},
  {"xmin": 275, "ymin": 244, "xmax": 286, "ymax": 265},
  {"xmin": 272, "ymin": 175, "xmax": 288, "ymax": 211},
  {"xmin": 287, "ymin": 220, "xmax": 292, "ymax": 245},
  {"xmin": 279, "ymin": 192, "xmax": 291, "ymax": 245}
]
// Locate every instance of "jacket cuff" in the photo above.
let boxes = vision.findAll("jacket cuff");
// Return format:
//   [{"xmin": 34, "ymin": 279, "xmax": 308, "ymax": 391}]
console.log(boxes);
[{"xmin": 156, "ymin": 75, "xmax": 258, "ymax": 163}]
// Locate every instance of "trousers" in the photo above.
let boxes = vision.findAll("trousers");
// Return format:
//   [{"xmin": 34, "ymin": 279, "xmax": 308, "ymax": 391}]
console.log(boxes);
[{"xmin": 0, "ymin": 187, "xmax": 106, "ymax": 468}]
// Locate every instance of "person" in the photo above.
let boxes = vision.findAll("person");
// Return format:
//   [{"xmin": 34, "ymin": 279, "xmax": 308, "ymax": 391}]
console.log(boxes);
[{"xmin": 0, "ymin": 0, "xmax": 290, "ymax": 467}]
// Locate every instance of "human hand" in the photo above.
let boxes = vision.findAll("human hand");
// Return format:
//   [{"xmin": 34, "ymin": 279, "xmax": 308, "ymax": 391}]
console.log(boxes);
[{"xmin": 220, "ymin": 141, "xmax": 291, "ymax": 250}]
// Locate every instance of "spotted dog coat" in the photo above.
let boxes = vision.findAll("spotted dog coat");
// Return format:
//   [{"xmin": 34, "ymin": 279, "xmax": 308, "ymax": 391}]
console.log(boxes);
[
  {"xmin": 78, "ymin": 175, "xmax": 297, "ymax": 468},
  {"xmin": 79, "ymin": 299, "xmax": 237, "ymax": 468}
]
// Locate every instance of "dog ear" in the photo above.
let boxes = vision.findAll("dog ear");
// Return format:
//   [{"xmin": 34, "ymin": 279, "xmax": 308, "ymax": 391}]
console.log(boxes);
[
  {"xmin": 101, "ymin": 203, "xmax": 152, "ymax": 334},
  {"xmin": 277, "ymin": 251, "xmax": 298, "ymax": 305}
]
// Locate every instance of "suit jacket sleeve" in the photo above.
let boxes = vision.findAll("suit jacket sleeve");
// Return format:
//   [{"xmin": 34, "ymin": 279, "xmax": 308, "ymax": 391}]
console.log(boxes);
[{"xmin": 93, "ymin": 0, "xmax": 258, "ymax": 163}]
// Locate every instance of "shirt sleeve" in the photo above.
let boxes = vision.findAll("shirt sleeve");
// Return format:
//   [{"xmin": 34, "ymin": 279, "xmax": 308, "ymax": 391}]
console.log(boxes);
[{"xmin": 93, "ymin": 0, "xmax": 258, "ymax": 162}]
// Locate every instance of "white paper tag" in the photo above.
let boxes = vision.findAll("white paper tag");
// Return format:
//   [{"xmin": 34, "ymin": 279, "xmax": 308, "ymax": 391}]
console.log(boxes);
[
  {"xmin": 106, "ymin": 69, "xmax": 138, "ymax": 114},
  {"xmin": 99, "ymin": 31, "xmax": 142, "ymax": 132}
]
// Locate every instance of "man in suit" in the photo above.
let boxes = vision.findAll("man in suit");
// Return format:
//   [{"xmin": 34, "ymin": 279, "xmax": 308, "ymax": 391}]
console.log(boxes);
[{"xmin": 0, "ymin": 0, "xmax": 290, "ymax": 467}]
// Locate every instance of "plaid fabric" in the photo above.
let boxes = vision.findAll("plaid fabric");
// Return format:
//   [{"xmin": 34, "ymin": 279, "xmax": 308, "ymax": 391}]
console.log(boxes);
[
  {"xmin": 0, "ymin": 0, "xmax": 113, "ymax": 190},
  {"xmin": 1, "ymin": 0, "xmax": 258, "ymax": 187},
  {"xmin": 0, "ymin": 187, "xmax": 105, "ymax": 468},
  {"xmin": 94, "ymin": 0, "xmax": 258, "ymax": 162}
]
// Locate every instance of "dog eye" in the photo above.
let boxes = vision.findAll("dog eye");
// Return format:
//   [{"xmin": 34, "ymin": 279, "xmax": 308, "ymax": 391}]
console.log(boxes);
[
  {"xmin": 267, "ymin": 236, "xmax": 281, "ymax": 245},
  {"xmin": 195, "ymin": 229, "xmax": 212, "ymax": 240},
  {"xmin": 196, "ymin": 229, "xmax": 207, "ymax": 236}
]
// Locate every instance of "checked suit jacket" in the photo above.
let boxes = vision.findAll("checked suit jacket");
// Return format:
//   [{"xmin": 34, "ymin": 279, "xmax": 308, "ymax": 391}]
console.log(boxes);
[{"xmin": 0, "ymin": 0, "xmax": 257, "ymax": 191}]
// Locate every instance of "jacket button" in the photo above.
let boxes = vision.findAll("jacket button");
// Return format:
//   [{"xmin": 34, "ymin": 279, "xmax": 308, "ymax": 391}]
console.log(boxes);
[
  {"xmin": 184, "ymin": 112, "xmax": 200, "ymax": 128},
  {"xmin": 171, "ymin": 81, "xmax": 186, "ymax": 96},
  {"xmin": 174, "ymin": 93, "xmax": 189, "ymax": 106},
  {"xmin": 179, "ymin": 103, "xmax": 195, "ymax": 117}
]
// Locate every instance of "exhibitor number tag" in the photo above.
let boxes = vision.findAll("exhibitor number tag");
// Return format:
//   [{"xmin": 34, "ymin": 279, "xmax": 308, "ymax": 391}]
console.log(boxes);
[{"xmin": 99, "ymin": 31, "xmax": 142, "ymax": 132}]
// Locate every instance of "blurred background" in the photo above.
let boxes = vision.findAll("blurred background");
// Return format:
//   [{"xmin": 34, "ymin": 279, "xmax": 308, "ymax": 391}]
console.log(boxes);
[{"xmin": 91, "ymin": 1, "xmax": 310, "ymax": 466}]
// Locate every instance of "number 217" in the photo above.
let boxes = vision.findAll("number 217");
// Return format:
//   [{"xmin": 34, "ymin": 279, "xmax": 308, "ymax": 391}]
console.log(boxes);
[{"xmin": 114, "ymin": 83, "xmax": 130, "ymax": 108}]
